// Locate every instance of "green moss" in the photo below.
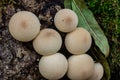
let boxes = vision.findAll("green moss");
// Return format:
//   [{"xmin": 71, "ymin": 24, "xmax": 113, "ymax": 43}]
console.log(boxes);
[
  {"xmin": 1, "ymin": 0, "xmax": 16, "ymax": 7},
  {"xmin": 86, "ymin": 0, "xmax": 120, "ymax": 79}
]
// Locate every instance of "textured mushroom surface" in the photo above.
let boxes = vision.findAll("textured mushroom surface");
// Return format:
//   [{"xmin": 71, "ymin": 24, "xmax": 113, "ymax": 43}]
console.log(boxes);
[
  {"xmin": 33, "ymin": 28, "xmax": 62, "ymax": 56},
  {"xmin": 54, "ymin": 9, "xmax": 78, "ymax": 32},
  {"xmin": 39, "ymin": 53, "xmax": 68, "ymax": 79},
  {"xmin": 65, "ymin": 27, "xmax": 92, "ymax": 54},
  {"xmin": 9, "ymin": 11, "xmax": 41, "ymax": 42},
  {"xmin": 89, "ymin": 63, "xmax": 104, "ymax": 80},
  {"xmin": 67, "ymin": 54, "xmax": 94, "ymax": 80}
]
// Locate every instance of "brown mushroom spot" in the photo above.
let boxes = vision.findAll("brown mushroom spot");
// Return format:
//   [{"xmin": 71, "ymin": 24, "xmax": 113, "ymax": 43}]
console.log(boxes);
[
  {"xmin": 21, "ymin": 20, "xmax": 27, "ymax": 29},
  {"xmin": 83, "ymin": 36, "xmax": 88, "ymax": 43},
  {"xmin": 65, "ymin": 17, "xmax": 72, "ymax": 25},
  {"xmin": 45, "ymin": 32, "xmax": 53, "ymax": 37},
  {"xmin": 45, "ymin": 31, "xmax": 57, "ymax": 38}
]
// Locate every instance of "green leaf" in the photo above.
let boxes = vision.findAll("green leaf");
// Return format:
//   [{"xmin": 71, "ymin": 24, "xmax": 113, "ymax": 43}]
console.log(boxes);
[
  {"xmin": 64, "ymin": 0, "xmax": 72, "ymax": 9},
  {"xmin": 70, "ymin": 0, "xmax": 110, "ymax": 57}
]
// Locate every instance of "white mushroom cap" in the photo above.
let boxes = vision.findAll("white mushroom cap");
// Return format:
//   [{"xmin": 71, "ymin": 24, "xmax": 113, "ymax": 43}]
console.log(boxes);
[
  {"xmin": 89, "ymin": 63, "xmax": 104, "ymax": 80},
  {"xmin": 39, "ymin": 53, "xmax": 68, "ymax": 80},
  {"xmin": 67, "ymin": 54, "xmax": 94, "ymax": 80},
  {"xmin": 9, "ymin": 11, "xmax": 41, "ymax": 42},
  {"xmin": 33, "ymin": 28, "xmax": 62, "ymax": 56},
  {"xmin": 65, "ymin": 27, "xmax": 92, "ymax": 54},
  {"xmin": 54, "ymin": 9, "xmax": 78, "ymax": 32}
]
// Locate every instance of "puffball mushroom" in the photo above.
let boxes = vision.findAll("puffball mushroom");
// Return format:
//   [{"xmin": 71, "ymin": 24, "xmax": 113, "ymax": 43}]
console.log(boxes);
[
  {"xmin": 54, "ymin": 9, "xmax": 78, "ymax": 32},
  {"xmin": 65, "ymin": 27, "xmax": 92, "ymax": 54},
  {"xmin": 9, "ymin": 11, "xmax": 41, "ymax": 42},
  {"xmin": 89, "ymin": 63, "xmax": 104, "ymax": 80},
  {"xmin": 39, "ymin": 53, "xmax": 68, "ymax": 80},
  {"xmin": 33, "ymin": 28, "xmax": 62, "ymax": 56},
  {"xmin": 67, "ymin": 54, "xmax": 94, "ymax": 80}
]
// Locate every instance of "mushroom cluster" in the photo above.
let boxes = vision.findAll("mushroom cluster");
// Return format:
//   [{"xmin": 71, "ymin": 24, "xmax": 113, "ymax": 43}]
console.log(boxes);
[
  {"xmin": 8, "ymin": 9, "xmax": 104, "ymax": 80},
  {"xmin": 54, "ymin": 9, "xmax": 104, "ymax": 80}
]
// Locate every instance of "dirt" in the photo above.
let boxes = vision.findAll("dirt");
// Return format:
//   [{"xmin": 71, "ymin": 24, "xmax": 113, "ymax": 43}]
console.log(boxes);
[{"xmin": 0, "ymin": 0, "xmax": 65, "ymax": 79}]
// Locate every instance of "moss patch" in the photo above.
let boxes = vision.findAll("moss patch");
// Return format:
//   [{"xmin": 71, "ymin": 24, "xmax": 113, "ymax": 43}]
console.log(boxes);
[{"xmin": 86, "ymin": 0, "xmax": 120, "ymax": 79}]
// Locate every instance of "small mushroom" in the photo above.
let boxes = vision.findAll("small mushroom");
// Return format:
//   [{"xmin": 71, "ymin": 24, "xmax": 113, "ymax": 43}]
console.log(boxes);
[
  {"xmin": 89, "ymin": 63, "xmax": 104, "ymax": 80},
  {"xmin": 65, "ymin": 27, "xmax": 92, "ymax": 54},
  {"xmin": 67, "ymin": 54, "xmax": 94, "ymax": 80},
  {"xmin": 33, "ymin": 28, "xmax": 62, "ymax": 56},
  {"xmin": 54, "ymin": 9, "xmax": 78, "ymax": 32},
  {"xmin": 39, "ymin": 53, "xmax": 68, "ymax": 80},
  {"xmin": 9, "ymin": 11, "xmax": 41, "ymax": 42}
]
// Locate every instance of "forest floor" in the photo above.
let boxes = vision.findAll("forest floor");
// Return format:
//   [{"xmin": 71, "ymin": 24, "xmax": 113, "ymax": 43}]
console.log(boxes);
[{"xmin": 0, "ymin": 0, "xmax": 120, "ymax": 80}]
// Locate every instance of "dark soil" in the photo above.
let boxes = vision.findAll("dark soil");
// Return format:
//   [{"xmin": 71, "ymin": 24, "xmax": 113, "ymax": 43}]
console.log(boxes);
[{"xmin": 0, "ymin": 0, "xmax": 67, "ymax": 80}]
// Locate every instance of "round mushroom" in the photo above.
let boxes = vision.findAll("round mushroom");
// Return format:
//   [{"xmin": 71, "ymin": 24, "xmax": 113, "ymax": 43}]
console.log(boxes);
[
  {"xmin": 54, "ymin": 9, "xmax": 78, "ymax": 32},
  {"xmin": 33, "ymin": 28, "xmax": 62, "ymax": 56},
  {"xmin": 89, "ymin": 63, "xmax": 104, "ymax": 80},
  {"xmin": 39, "ymin": 53, "xmax": 68, "ymax": 80},
  {"xmin": 65, "ymin": 27, "xmax": 92, "ymax": 54},
  {"xmin": 9, "ymin": 11, "xmax": 41, "ymax": 42},
  {"xmin": 67, "ymin": 54, "xmax": 94, "ymax": 80}
]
